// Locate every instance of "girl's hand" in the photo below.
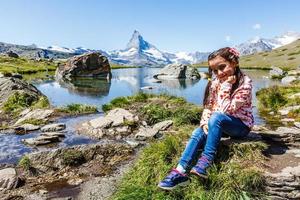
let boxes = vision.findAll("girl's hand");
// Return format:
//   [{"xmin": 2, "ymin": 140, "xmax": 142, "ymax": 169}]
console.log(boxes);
[
  {"xmin": 225, "ymin": 75, "xmax": 237, "ymax": 84},
  {"xmin": 203, "ymin": 125, "xmax": 208, "ymax": 135}
]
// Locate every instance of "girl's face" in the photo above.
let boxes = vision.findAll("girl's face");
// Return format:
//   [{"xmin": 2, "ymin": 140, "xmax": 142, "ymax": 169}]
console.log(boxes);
[{"xmin": 208, "ymin": 55, "xmax": 236, "ymax": 82}]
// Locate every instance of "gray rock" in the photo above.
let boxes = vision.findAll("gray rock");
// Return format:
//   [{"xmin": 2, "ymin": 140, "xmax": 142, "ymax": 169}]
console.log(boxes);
[
  {"xmin": 15, "ymin": 109, "xmax": 54, "ymax": 125},
  {"xmin": 41, "ymin": 123, "xmax": 66, "ymax": 132},
  {"xmin": 6, "ymin": 51, "xmax": 19, "ymax": 58},
  {"xmin": 89, "ymin": 117, "xmax": 113, "ymax": 129},
  {"xmin": 55, "ymin": 52, "xmax": 112, "ymax": 81},
  {"xmin": 295, "ymin": 122, "xmax": 300, "ymax": 129},
  {"xmin": 0, "ymin": 77, "xmax": 45, "ymax": 108},
  {"xmin": 278, "ymin": 105, "xmax": 300, "ymax": 116},
  {"xmin": 287, "ymin": 69, "xmax": 300, "ymax": 76},
  {"xmin": 265, "ymin": 165, "xmax": 300, "ymax": 199},
  {"xmin": 153, "ymin": 64, "xmax": 200, "ymax": 80},
  {"xmin": 269, "ymin": 67, "xmax": 284, "ymax": 77},
  {"xmin": 152, "ymin": 120, "xmax": 173, "ymax": 131},
  {"xmin": 40, "ymin": 132, "xmax": 65, "ymax": 137},
  {"xmin": 22, "ymin": 135, "xmax": 60, "ymax": 146},
  {"xmin": 0, "ymin": 168, "xmax": 20, "ymax": 191},
  {"xmin": 27, "ymin": 142, "xmax": 133, "ymax": 172},
  {"xmin": 141, "ymin": 86, "xmax": 156, "ymax": 90},
  {"xmin": 135, "ymin": 127, "xmax": 159, "ymax": 141},
  {"xmin": 106, "ymin": 108, "xmax": 138, "ymax": 127},
  {"xmin": 14, "ymin": 123, "xmax": 40, "ymax": 134},
  {"xmin": 281, "ymin": 76, "xmax": 297, "ymax": 85}
]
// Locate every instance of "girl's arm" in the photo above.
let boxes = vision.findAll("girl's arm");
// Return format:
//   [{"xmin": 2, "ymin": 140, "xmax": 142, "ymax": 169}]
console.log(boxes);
[
  {"xmin": 199, "ymin": 80, "xmax": 218, "ymax": 127},
  {"xmin": 217, "ymin": 76, "xmax": 252, "ymax": 113}
]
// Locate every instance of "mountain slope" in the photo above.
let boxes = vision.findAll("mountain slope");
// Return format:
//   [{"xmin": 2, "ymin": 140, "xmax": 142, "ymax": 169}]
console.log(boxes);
[
  {"xmin": 236, "ymin": 31, "xmax": 300, "ymax": 56},
  {"xmin": 240, "ymin": 38, "xmax": 300, "ymax": 69}
]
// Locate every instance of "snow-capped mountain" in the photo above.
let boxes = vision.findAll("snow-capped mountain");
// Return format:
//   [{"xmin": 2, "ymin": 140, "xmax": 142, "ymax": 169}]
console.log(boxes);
[
  {"xmin": 33, "ymin": 30, "xmax": 300, "ymax": 65},
  {"xmin": 236, "ymin": 31, "xmax": 300, "ymax": 55},
  {"xmin": 42, "ymin": 45, "xmax": 93, "ymax": 54},
  {"xmin": 109, "ymin": 30, "xmax": 172, "ymax": 66}
]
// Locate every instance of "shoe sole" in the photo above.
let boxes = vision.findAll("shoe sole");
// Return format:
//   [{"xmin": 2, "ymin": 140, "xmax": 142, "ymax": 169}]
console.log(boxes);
[
  {"xmin": 158, "ymin": 179, "xmax": 191, "ymax": 190},
  {"xmin": 190, "ymin": 169, "xmax": 208, "ymax": 179}
]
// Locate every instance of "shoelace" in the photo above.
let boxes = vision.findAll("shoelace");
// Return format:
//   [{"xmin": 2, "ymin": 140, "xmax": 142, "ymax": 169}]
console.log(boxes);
[
  {"xmin": 195, "ymin": 156, "xmax": 210, "ymax": 169},
  {"xmin": 166, "ymin": 169, "xmax": 185, "ymax": 180}
]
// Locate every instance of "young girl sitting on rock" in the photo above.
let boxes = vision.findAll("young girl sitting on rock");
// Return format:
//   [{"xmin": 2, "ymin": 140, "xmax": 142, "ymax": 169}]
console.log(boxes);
[{"xmin": 158, "ymin": 47, "xmax": 254, "ymax": 190}]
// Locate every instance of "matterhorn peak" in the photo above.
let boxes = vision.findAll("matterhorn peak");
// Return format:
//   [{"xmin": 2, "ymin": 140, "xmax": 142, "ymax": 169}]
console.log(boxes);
[{"xmin": 126, "ymin": 30, "xmax": 151, "ymax": 50}]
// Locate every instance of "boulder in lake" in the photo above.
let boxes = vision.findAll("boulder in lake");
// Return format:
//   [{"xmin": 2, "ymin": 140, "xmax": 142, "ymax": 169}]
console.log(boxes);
[
  {"xmin": 55, "ymin": 52, "xmax": 112, "ymax": 81},
  {"xmin": 153, "ymin": 64, "xmax": 200, "ymax": 80}
]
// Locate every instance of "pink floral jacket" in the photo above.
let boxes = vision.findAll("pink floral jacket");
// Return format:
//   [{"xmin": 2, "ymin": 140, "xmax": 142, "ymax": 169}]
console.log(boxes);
[{"xmin": 200, "ymin": 74, "xmax": 254, "ymax": 129}]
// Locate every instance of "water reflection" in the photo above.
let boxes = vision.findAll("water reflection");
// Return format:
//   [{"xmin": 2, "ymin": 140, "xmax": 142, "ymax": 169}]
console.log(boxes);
[{"xmin": 58, "ymin": 77, "xmax": 111, "ymax": 97}]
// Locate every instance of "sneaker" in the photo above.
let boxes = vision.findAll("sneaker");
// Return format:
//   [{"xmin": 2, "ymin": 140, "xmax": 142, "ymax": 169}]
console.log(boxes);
[
  {"xmin": 190, "ymin": 156, "xmax": 211, "ymax": 178},
  {"xmin": 158, "ymin": 169, "xmax": 191, "ymax": 190}
]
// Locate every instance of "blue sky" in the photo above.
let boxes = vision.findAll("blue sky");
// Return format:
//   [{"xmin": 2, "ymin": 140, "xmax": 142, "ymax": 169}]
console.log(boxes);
[{"xmin": 0, "ymin": 0, "xmax": 300, "ymax": 52}]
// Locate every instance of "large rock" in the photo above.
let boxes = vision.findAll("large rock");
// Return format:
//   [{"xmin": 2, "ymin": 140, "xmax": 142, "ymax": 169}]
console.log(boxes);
[
  {"xmin": 77, "ymin": 108, "xmax": 138, "ymax": 139},
  {"xmin": 27, "ymin": 142, "xmax": 133, "ymax": 172},
  {"xmin": 153, "ymin": 64, "xmax": 200, "ymax": 80},
  {"xmin": 55, "ymin": 52, "xmax": 112, "ymax": 81},
  {"xmin": 281, "ymin": 76, "xmax": 298, "ymax": 85},
  {"xmin": 15, "ymin": 109, "xmax": 54, "ymax": 125},
  {"xmin": 0, "ymin": 77, "xmax": 45, "ymax": 108},
  {"xmin": 0, "ymin": 168, "xmax": 20, "ymax": 191},
  {"xmin": 265, "ymin": 165, "xmax": 300, "ymax": 200}
]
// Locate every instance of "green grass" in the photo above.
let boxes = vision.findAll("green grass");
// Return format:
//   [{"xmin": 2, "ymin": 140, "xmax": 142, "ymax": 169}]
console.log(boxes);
[
  {"xmin": 112, "ymin": 125, "xmax": 266, "ymax": 200},
  {"xmin": 0, "ymin": 55, "xmax": 57, "ymax": 74},
  {"xmin": 102, "ymin": 93, "xmax": 202, "ymax": 126},
  {"xmin": 2, "ymin": 92, "xmax": 50, "ymax": 115},
  {"xmin": 111, "ymin": 64, "xmax": 142, "ymax": 69},
  {"xmin": 61, "ymin": 150, "xmax": 86, "ymax": 167},
  {"xmin": 18, "ymin": 156, "xmax": 31, "ymax": 170},
  {"xmin": 256, "ymin": 82, "xmax": 300, "ymax": 124},
  {"xmin": 20, "ymin": 118, "xmax": 47, "ymax": 126},
  {"xmin": 57, "ymin": 103, "xmax": 98, "ymax": 115}
]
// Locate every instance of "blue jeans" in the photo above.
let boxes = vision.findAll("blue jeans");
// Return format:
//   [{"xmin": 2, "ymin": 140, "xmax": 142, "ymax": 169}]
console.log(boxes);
[{"xmin": 179, "ymin": 112, "xmax": 250, "ymax": 170}]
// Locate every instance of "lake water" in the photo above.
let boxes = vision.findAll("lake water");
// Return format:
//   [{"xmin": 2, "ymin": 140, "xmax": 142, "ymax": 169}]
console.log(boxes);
[
  {"xmin": 0, "ymin": 67, "xmax": 278, "ymax": 164},
  {"xmin": 35, "ymin": 67, "xmax": 278, "ymax": 124}
]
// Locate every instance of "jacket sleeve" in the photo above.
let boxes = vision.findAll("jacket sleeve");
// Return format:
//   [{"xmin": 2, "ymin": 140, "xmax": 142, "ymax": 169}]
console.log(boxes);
[
  {"xmin": 217, "ymin": 78, "xmax": 252, "ymax": 114},
  {"xmin": 199, "ymin": 80, "xmax": 218, "ymax": 127}
]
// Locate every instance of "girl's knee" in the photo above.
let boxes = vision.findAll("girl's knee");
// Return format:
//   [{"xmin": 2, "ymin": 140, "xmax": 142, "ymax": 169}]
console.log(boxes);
[
  {"xmin": 191, "ymin": 127, "xmax": 206, "ymax": 139},
  {"xmin": 208, "ymin": 112, "xmax": 227, "ymax": 126}
]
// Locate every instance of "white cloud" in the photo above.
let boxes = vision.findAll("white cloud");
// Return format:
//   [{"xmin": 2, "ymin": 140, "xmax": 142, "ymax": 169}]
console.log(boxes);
[
  {"xmin": 225, "ymin": 35, "xmax": 231, "ymax": 41},
  {"xmin": 253, "ymin": 23, "xmax": 261, "ymax": 30}
]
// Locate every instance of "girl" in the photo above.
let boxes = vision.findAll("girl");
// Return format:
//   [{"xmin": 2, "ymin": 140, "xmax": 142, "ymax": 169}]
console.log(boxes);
[{"xmin": 158, "ymin": 47, "xmax": 254, "ymax": 190}]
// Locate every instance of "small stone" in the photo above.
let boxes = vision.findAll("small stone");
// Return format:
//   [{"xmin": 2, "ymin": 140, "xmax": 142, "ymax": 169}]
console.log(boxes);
[
  {"xmin": 135, "ymin": 127, "xmax": 159, "ymax": 141},
  {"xmin": 294, "ymin": 122, "xmax": 300, "ymax": 129},
  {"xmin": 14, "ymin": 124, "xmax": 40, "ymax": 134},
  {"xmin": 40, "ymin": 132, "xmax": 65, "ymax": 137},
  {"xmin": 0, "ymin": 168, "xmax": 20, "ymax": 191},
  {"xmin": 281, "ymin": 118, "xmax": 295, "ymax": 123},
  {"xmin": 67, "ymin": 178, "xmax": 83, "ymax": 185},
  {"xmin": 41, "ymin": 123, "xmax": 66, "ymax": 132},
  {"xmin": 39, "ymin": 189, "xmax": 48, "ymax": 195},
  {"xmin": 153, "ymin": 120, "xmax": 173, "ymax": 131}
]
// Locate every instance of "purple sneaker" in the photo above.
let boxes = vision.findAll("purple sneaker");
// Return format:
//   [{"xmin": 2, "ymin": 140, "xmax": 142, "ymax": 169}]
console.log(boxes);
[
  {"xmin": 190, "ymin": 156, "xmax": 211, "ymax": 178},
  {"xmin": 158, "ymin": 169, "xmax": 191, "ymax": 190}
]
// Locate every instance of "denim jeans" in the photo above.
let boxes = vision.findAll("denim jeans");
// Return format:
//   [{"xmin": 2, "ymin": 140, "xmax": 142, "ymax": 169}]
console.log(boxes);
[{"xmin": 179, "ymin": 112, "xmax": 250, "ymax": 170}]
